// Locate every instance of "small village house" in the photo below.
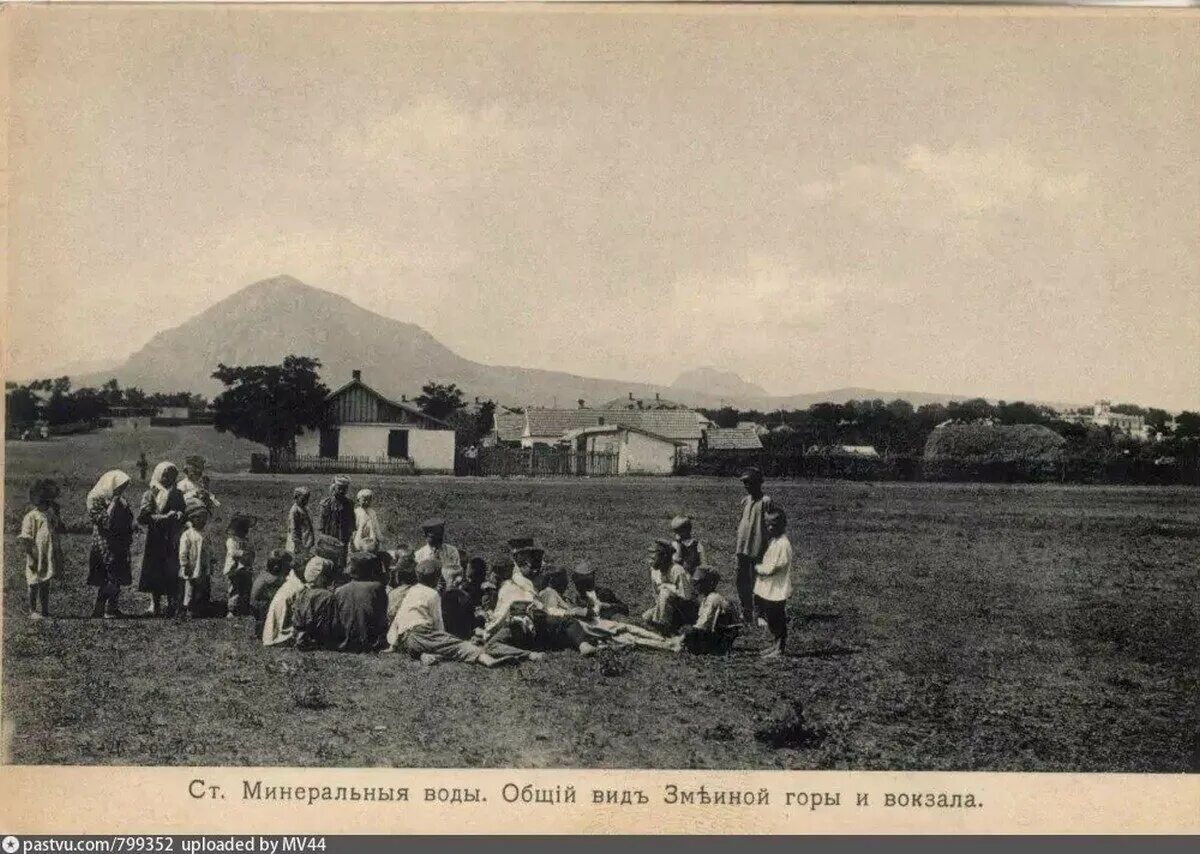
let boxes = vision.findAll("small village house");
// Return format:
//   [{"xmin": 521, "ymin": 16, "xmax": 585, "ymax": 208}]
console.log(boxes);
[
  {"xmin": 106, "ymin": 406, "xmax": 157, "ymax": 432},
  {"xmin": 295, "ymin": 370, "xmax": 456, "ymax": 472},
  {"xmin": 1059, "ymin": 399, "xmax": 1151, "ymax": 440},
  {"xmin": 562, "ymin": 424, "xmax": 683, "ymax": 475},
  {"xmin": 703, "ymin": 424, "xmax": 765, "ymax": 453},
  {"xmin": 518, "ymin": 406, "xmax": 705, "ymax": 452}
]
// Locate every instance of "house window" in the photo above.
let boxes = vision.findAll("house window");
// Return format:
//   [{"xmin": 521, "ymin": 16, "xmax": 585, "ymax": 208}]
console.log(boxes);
[
  {"xmin": 318, "ymin": 428, "xmax": 340, "ymax": 459},
  {"xmin": 387, "ymin": 429, "xmax": 409, "ymax": 459}
]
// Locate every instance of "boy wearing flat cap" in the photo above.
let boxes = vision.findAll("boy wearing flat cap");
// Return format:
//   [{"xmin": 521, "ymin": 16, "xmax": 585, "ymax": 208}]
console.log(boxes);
[
  {"xmin": 415, "ymin": 517, "xmax": 461, "ymax": 575},
  {"xmin": 645, "ymin": 538, "xmax": 698, "ymax": 634},
  {"xmin": 568, "ymin": 561, "xmax": 630, "ymax": 620},
  {"xmin": 571, "ymin": 562, "xmax": 680, "ymax": 652},
  {"xmin": 670, "ymin": 515, "xmax": 706, "ymax": 575},
  {"xmin": 507, "ymin": 537, "xmax": 541, "ymax": 595},
  {"xmin": 735, "ymin": 466, "xmax": 774, "ymax": 623}
]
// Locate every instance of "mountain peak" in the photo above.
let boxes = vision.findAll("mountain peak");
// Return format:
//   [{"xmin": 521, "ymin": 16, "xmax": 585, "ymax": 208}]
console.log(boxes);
[{"xmin": 671, "ymin": 366, "xmax": 768, "ymax": 399}]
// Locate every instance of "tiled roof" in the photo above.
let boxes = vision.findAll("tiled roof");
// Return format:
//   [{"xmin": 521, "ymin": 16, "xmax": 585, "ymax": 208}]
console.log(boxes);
[
  {"xmin": 525, "ymin": 408, "xmax": 704, "ymax": 441},
  {"xmin": 493, "ymin": 411, "xmax": 527, "ymax": 443},
  {"xmin": 563, "ymin": 424, "xmax": 682, "ymax": 445},
  {"xmin": 705, "ymin": 426, "xmax": 764, "ymax": 451}
]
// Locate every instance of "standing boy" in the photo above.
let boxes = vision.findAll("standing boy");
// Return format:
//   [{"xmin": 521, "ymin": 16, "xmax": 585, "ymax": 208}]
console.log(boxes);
[
  {"xmin": 734, "ymin": 467, "xmax": 773, "ymax": 623},
  {"xmin": 754, "ymin": 509, "xmax": 793, "ymax": 658}
]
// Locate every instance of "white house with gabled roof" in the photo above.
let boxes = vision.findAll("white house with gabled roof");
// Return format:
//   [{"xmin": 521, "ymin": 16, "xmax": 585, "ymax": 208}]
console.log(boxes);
[{"xmin": 294, "ymin": 370, "xmax": 456, "ymax": 472}]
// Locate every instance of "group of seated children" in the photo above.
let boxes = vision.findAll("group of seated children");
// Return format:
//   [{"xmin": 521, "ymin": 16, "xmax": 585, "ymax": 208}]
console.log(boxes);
[{"xmin": 252, "ymin": 510, "xmax": 794, "ymax": 666}]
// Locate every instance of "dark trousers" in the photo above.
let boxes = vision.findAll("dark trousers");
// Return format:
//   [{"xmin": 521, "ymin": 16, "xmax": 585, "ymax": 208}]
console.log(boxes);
[
  {"xmin": 754, "ymin": 595, "xmax": 787, "ymax": 644},
  {"xmin": 539, "ymin": 616, "xmax": 589, "ymax": 651},
  {"xmin": 736, "ymin": 555, "xmax": 757, "ymax": 620}
]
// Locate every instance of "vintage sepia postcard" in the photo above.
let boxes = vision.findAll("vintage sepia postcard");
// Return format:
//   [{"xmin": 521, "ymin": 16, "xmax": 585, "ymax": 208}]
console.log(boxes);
[{"xmin": 1, "ymin": 1, "xmax": 1197, "ymax": 837}]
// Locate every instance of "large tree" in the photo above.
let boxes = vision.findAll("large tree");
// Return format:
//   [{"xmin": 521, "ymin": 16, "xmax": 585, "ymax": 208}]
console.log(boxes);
[
  {"xmin": 414, "ymin": 381, "xmax": 466, "ymax": 422},
  {"xmin": 211, "ymin": 356, "xmax": 329, "ymax": 459}
]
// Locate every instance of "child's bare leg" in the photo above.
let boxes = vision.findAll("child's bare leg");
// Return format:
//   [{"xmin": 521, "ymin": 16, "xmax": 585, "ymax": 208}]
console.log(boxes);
[
  {"xmin": 28, "ymin": 585, "xmax": 38, "ymax": 614},
  {"xmin": 38, "ymin": 582, "xmax": 50, "ymax": 616}
]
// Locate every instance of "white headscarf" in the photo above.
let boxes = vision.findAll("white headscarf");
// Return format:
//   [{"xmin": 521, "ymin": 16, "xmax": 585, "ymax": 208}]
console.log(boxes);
[
  {"xmin": 150, "ymin": 461, "xmax": 179, "ymax": 511},
  {"xmin": 86, "ymin": 470, "xmax": 131, "ymax": 511}
]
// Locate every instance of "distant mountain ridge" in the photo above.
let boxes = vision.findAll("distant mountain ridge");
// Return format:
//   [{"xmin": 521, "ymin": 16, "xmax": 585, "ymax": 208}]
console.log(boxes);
[{"xmin": 71, "ymin": 274, "xmax": 1061, "ymax": 411}]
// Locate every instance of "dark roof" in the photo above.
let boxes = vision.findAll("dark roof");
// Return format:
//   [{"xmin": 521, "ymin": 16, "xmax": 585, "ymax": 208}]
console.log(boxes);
[
  {"xmin": 325, "ymin": 378, "xmax": 451, "ymax": 429},
  {"xmin": 705, "ymin": 426, "xmax": 764, "ymax": 451},
  {"xmin": 525, "ymin": 408, "xmax": 704, "ymax": 441}
]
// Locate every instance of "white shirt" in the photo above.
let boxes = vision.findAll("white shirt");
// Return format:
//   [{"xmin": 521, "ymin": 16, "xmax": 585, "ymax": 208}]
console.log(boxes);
[
  {"xmin": 415, "ymin": 542, "xmax": 460, "ymax": 571},
  {"xmin": 485, "ymin": 579, "xmax": 535, "ymax": 632},
  {"xmin": 179, "ymin": 527, "xmax": 215, "ymax": 580},
  {"xmin": 511, "ymin": 567, "xmax": 537, "ymax": 595},
  {"xmin": 388, "ymin": 584, "xmax": 443, "ymax": 646},
  {"xmin": 753, "ymin": 534, "xmax": 794, "ymax": 602},
  {"xmin": 353, "ymin": 506, "xmax": 385, "ymax": 552}
]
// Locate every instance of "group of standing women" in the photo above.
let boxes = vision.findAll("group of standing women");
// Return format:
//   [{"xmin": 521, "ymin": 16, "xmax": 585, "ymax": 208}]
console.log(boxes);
[{"xmin": 84, "ymin": 461, "xmax": 199, "ymax": 618}]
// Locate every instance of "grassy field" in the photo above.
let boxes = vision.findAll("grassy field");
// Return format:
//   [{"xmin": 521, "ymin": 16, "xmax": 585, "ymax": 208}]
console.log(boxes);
[{"xmin": 2, "ymin": 427, "xmax": 1198, "ymax": 770}]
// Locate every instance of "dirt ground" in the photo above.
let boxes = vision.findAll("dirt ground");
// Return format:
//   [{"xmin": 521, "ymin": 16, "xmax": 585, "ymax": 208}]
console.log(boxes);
[{"xmin": 3, "ymin": 428, "xmax": 1197, "ymax": 769}]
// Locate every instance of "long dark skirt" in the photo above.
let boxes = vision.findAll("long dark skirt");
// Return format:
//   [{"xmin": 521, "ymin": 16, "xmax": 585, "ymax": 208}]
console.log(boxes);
[{"xmin": 137, "ymin": 490, "xmax": 185, "ymax": 595}]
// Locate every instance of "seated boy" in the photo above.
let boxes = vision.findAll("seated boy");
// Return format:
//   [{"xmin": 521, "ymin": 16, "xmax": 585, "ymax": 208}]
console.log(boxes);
[
  {"xmin": 293, "ymin": 558, "xmax": 338, "ymax": 651},
  {"xmin": 645, "ymin": 539, "xmax": 699, "ymax": 634},
  {"xmin": 479, "ymin": 555, "xmax": 540, "ymax": 649},
  {"xmin": 670, "ymin": 516, "xmax": 706, "ymax": 573},
  {"xmin": 680, "ymin": 566, "xmax": 741, "ymax": 655},
  {"xmin": 331, "ymin": 551, "xmax": 389, "ymax": 652},
  {"xmin": 261, "ymin": 554, "xmax": 311, "ymax": 647},
  {"xmin": 388, "ymin": 559, "xmax": 537, "ymax": 667},
  {"xmin": 534, "ymin": 568, "xmax": 599, "ymax": 656},
  {"xmin": 440, "ymin": 561, "xmax": 480, "ymax": 640},
  {"xmin": 571, "ymin": 562, "xmax": 680, "ymax": 652},
  {"xmin": 508, "ymin": 537, "xmax": 549, "ymax": 594},
  {"xmin": 385, "ymin": 546, "xmax": 417, "ymax": 625},
  {"xmin": 251, "ymin": 550, "xmax": 292, "ymax": 638},
  {"xmin": 568, "ymin": 561, "xmax": 629, "ymax": 618}
]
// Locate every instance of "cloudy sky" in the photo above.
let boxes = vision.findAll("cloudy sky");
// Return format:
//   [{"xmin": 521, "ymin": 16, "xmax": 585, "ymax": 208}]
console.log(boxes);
[{"xmin": 8, "ymin": 6, "xmax": 1199, "ymax": 409}]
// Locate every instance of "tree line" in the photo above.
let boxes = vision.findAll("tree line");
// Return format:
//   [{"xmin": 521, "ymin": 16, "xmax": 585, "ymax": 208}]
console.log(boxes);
[
  {"xmin": 5, "ymin": 377, "xmax": 208, "ymax": 430},
  {"xmin": 700, "ymin": 397, "xmax": 1200, "ymax": 462}
]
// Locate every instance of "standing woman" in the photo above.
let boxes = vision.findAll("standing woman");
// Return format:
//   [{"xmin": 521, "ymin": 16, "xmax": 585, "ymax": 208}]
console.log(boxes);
[
  {"xmin": 137, "ymin": 461, "xmax": 186, "ymax": 616},
  {"xmin": 86, "ymin": 470, "xmax": 137, "ymax": 618}
]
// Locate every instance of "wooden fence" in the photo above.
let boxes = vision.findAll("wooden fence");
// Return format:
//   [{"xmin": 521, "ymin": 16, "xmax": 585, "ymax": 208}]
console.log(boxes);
[
  {"xmin": 250, "ymin": 454, "xmax": 417, "ymax": 476},
  {"xmin": 465, "ymin": 446, "xmax": 621, "ymax": 477}
]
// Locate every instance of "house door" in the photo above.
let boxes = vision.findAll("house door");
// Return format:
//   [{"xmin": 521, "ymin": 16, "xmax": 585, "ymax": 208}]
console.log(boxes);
[
  {"xmin": 387, "ymin": 429, "xmax": 409, "ymax": 459},
  {"xmin": 319, "ymin": 428, "xmax": 340, "ymax": 459}
]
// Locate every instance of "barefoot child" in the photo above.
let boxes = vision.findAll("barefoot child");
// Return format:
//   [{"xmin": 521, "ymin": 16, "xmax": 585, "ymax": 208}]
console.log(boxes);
[
  {"xmin": 18, "ymin": 479, "xmax": 66, "ymax": 619},
  {"xmin": 223, "ymin": 515, "xmax": 256, "ymax": 618},
  {"xmin": 177, "ymin": 496, "xmax": 216, "ymax": 618},
  {"xmin": 754, "ymin": 509, "xmax": 793, "ymax": 658}
]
